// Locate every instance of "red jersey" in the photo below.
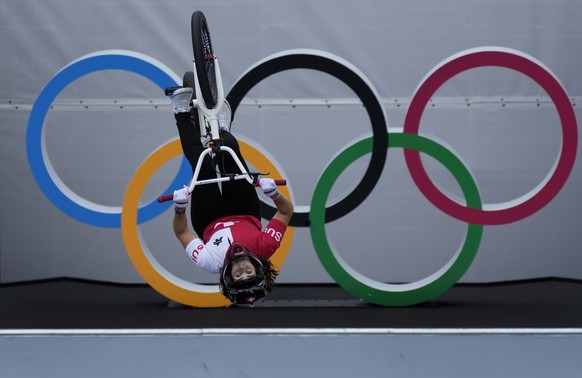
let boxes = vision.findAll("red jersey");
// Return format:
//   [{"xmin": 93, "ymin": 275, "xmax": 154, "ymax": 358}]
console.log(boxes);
[{"xmin": 184, "ymin": 215, "xmax": 287, "ymax": 273}]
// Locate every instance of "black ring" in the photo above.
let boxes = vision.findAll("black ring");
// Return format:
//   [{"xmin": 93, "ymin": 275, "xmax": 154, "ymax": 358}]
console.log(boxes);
[{"xmin": 227, "ymin": 51, "xmax": 388, "ymax": 227}]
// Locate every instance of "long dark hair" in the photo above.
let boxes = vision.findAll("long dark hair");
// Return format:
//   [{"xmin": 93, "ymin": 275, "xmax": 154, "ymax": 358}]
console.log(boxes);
[{"xmin": 259, "ymin": 258, "xmax": 279, "ymax": 292}]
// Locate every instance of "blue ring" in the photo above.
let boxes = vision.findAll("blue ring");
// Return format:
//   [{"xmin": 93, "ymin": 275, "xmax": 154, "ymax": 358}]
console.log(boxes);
[{"xmin": 26, "ymin": 52, "xmax": 190, "ymax": 228}]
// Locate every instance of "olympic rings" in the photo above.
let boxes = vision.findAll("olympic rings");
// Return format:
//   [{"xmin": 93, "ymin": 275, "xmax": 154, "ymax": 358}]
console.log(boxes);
[
  {"xmin": 121, "ymin": 138, "xmax": 294, "ymax": 308},
  {"xmin": 403, "ymin": 47, "xmax": 578, "ymax": 225},
  {"xmin": 26, "ymin": 50, "xmax": 187, "ymax": 227},
  {"xmin": 310, "ymin": 133, "xmax": 483, "ymax": 306},
  {"xmin": 227, "ymin": 49, "xmax": 389, "ymax": 227},
  {"xmin": 28, "ymin": 47, "xmax": 577, "ymax": 307}
]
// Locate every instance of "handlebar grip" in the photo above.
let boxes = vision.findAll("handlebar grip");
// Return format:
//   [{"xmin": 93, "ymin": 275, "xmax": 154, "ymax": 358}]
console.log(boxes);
[
  {"xmin": 157, "ymin": 193, "xmax": 174, "ymax": 203},
  {"xmin": 164, "ymin": 86, "xmax": 183, "ymax": 96},
  {"xmin": 255, "ymin": 179, "xmax": 286, "ymax": 187}
]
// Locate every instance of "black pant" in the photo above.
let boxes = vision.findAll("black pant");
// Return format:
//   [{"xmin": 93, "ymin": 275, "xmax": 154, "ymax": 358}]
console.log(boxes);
[{"xmin": 175, "ymin": 113, "xmax": 261, "ymax": 236}]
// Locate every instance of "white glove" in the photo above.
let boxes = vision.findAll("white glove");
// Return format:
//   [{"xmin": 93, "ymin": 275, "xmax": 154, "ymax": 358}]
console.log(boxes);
[
  {"xmin": 259, "ymin": 178, "xmax": 278, "ymax": 198},
  {"xmin": 173, "ymin": 187, "xmax": 190, "ymax": 209}
]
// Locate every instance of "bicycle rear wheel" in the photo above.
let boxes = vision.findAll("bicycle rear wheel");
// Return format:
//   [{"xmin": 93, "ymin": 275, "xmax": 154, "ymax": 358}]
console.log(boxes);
[{"xmin": 191, "ymin": 11, "xmax": 218, "ymax": 109}]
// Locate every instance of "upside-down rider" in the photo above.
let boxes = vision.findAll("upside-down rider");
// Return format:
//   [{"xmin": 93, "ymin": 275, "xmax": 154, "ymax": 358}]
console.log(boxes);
[{"xmin": 170, "ymin": 72, "xmax": 294, "ymax": 306}]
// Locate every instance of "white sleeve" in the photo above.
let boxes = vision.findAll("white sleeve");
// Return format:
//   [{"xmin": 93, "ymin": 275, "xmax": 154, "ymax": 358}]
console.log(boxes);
[
  {"xmin": 184, "ymin": 238, "xmax": 225, "ymax": 274},
  {"xmin": 185, "ymin": 238, "xmax": 206, "ymax": 265}
]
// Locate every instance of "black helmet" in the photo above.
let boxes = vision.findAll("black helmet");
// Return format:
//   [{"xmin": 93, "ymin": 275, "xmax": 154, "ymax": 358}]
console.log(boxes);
[{"xmin": 219, "ymin": 243, "xmax": 268, "ymax": 306}]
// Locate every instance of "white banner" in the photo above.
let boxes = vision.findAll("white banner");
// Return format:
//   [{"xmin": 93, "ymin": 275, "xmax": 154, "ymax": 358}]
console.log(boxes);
[{"xmin": 1, "ymin": 0, "xmax": 581, "ymax": 295}]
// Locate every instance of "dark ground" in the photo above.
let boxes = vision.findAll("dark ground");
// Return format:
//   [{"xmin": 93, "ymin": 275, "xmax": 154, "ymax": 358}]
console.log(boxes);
[{"xmin": 1, "ymin": 278, "xmax": 581, "ymax": 329}]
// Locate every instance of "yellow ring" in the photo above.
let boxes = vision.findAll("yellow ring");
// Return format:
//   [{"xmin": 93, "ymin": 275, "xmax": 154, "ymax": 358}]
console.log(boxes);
[{"xmin": 121, "ymin": 138, "xmax": 294, "ymax": 308}]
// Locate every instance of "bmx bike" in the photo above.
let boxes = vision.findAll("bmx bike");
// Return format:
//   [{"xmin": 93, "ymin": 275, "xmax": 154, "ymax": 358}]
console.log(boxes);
[{"xmin": 158, "ymin": 11, "xmax": 284, "ymax": 203}]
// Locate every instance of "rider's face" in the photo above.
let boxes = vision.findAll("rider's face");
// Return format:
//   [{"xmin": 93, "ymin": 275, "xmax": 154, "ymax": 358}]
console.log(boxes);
[{"xmin": 230, "ymin": 256, "xmax": 257, "ymax": 281}]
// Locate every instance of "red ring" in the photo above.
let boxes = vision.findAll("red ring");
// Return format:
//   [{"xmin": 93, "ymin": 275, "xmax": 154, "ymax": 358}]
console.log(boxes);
[{"xmin": 403, "ymin": 48, "xmax": 577, "ymax": 225}]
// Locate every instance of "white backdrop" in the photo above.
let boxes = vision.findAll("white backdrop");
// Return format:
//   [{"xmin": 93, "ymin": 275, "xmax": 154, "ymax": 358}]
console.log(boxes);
[{"xmin": 1, "ymin": 0, "xmax": 581, "ymax": 285}]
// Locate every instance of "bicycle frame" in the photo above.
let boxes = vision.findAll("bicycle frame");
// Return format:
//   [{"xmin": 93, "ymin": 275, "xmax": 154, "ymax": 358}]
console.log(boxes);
[
  {"xmin": 190, "ymin": 55, "xmax": 255, "ymax": 190},
  {"xmin": 188, "ymin": 145, "xmax": 254, "ymax": 192},
  {"xmin": 157, "ymin": 12, "xmax": 285, "ymax": 204},
  {"xmin": 191, "ymin": 56, "xmax": 226, "ymax": 145},
  {"xmin": 157, "ymin": 57, "xmax": 254, "ymax": 203}
]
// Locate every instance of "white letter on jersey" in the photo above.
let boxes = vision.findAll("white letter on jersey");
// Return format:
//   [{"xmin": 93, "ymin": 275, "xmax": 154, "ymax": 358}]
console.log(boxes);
[{"xmin": 264, "ymin": 227, "xmax": 282, "ymax": 242}]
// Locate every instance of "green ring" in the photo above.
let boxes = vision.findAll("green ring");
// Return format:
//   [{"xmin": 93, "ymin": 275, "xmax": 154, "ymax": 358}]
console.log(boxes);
[{"xmin": 310, "ymin": 133, "xmax": 483, "ymax": 306}]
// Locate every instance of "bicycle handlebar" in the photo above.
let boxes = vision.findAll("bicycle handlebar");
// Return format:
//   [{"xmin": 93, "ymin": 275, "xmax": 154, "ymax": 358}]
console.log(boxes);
[
  {"xmin": 157, "ymin": 179, "xmax": 287, "ymax": 203},
  {"xmin": 157, "ymin": 193, "xmax": 174, "ymax": 203},
  {"xmin": 263, "ymin": 179, "xmax": 287, "ymax": 186}
]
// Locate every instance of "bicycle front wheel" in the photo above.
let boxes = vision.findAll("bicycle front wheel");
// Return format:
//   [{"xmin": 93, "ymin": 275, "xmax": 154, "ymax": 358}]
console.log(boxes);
[{"xmin": 191, "ymin": 11, "xmax": 218, "ymax": 109}]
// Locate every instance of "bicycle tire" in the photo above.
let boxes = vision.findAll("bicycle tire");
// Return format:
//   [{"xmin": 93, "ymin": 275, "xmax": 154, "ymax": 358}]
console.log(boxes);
[
  {"xmin": 191, "ymin": 11, "xmax": 218, "ymax": 108},
  {"xmin": 183, "ymin": 71, "xmax": 196, "ymax": 91}
]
